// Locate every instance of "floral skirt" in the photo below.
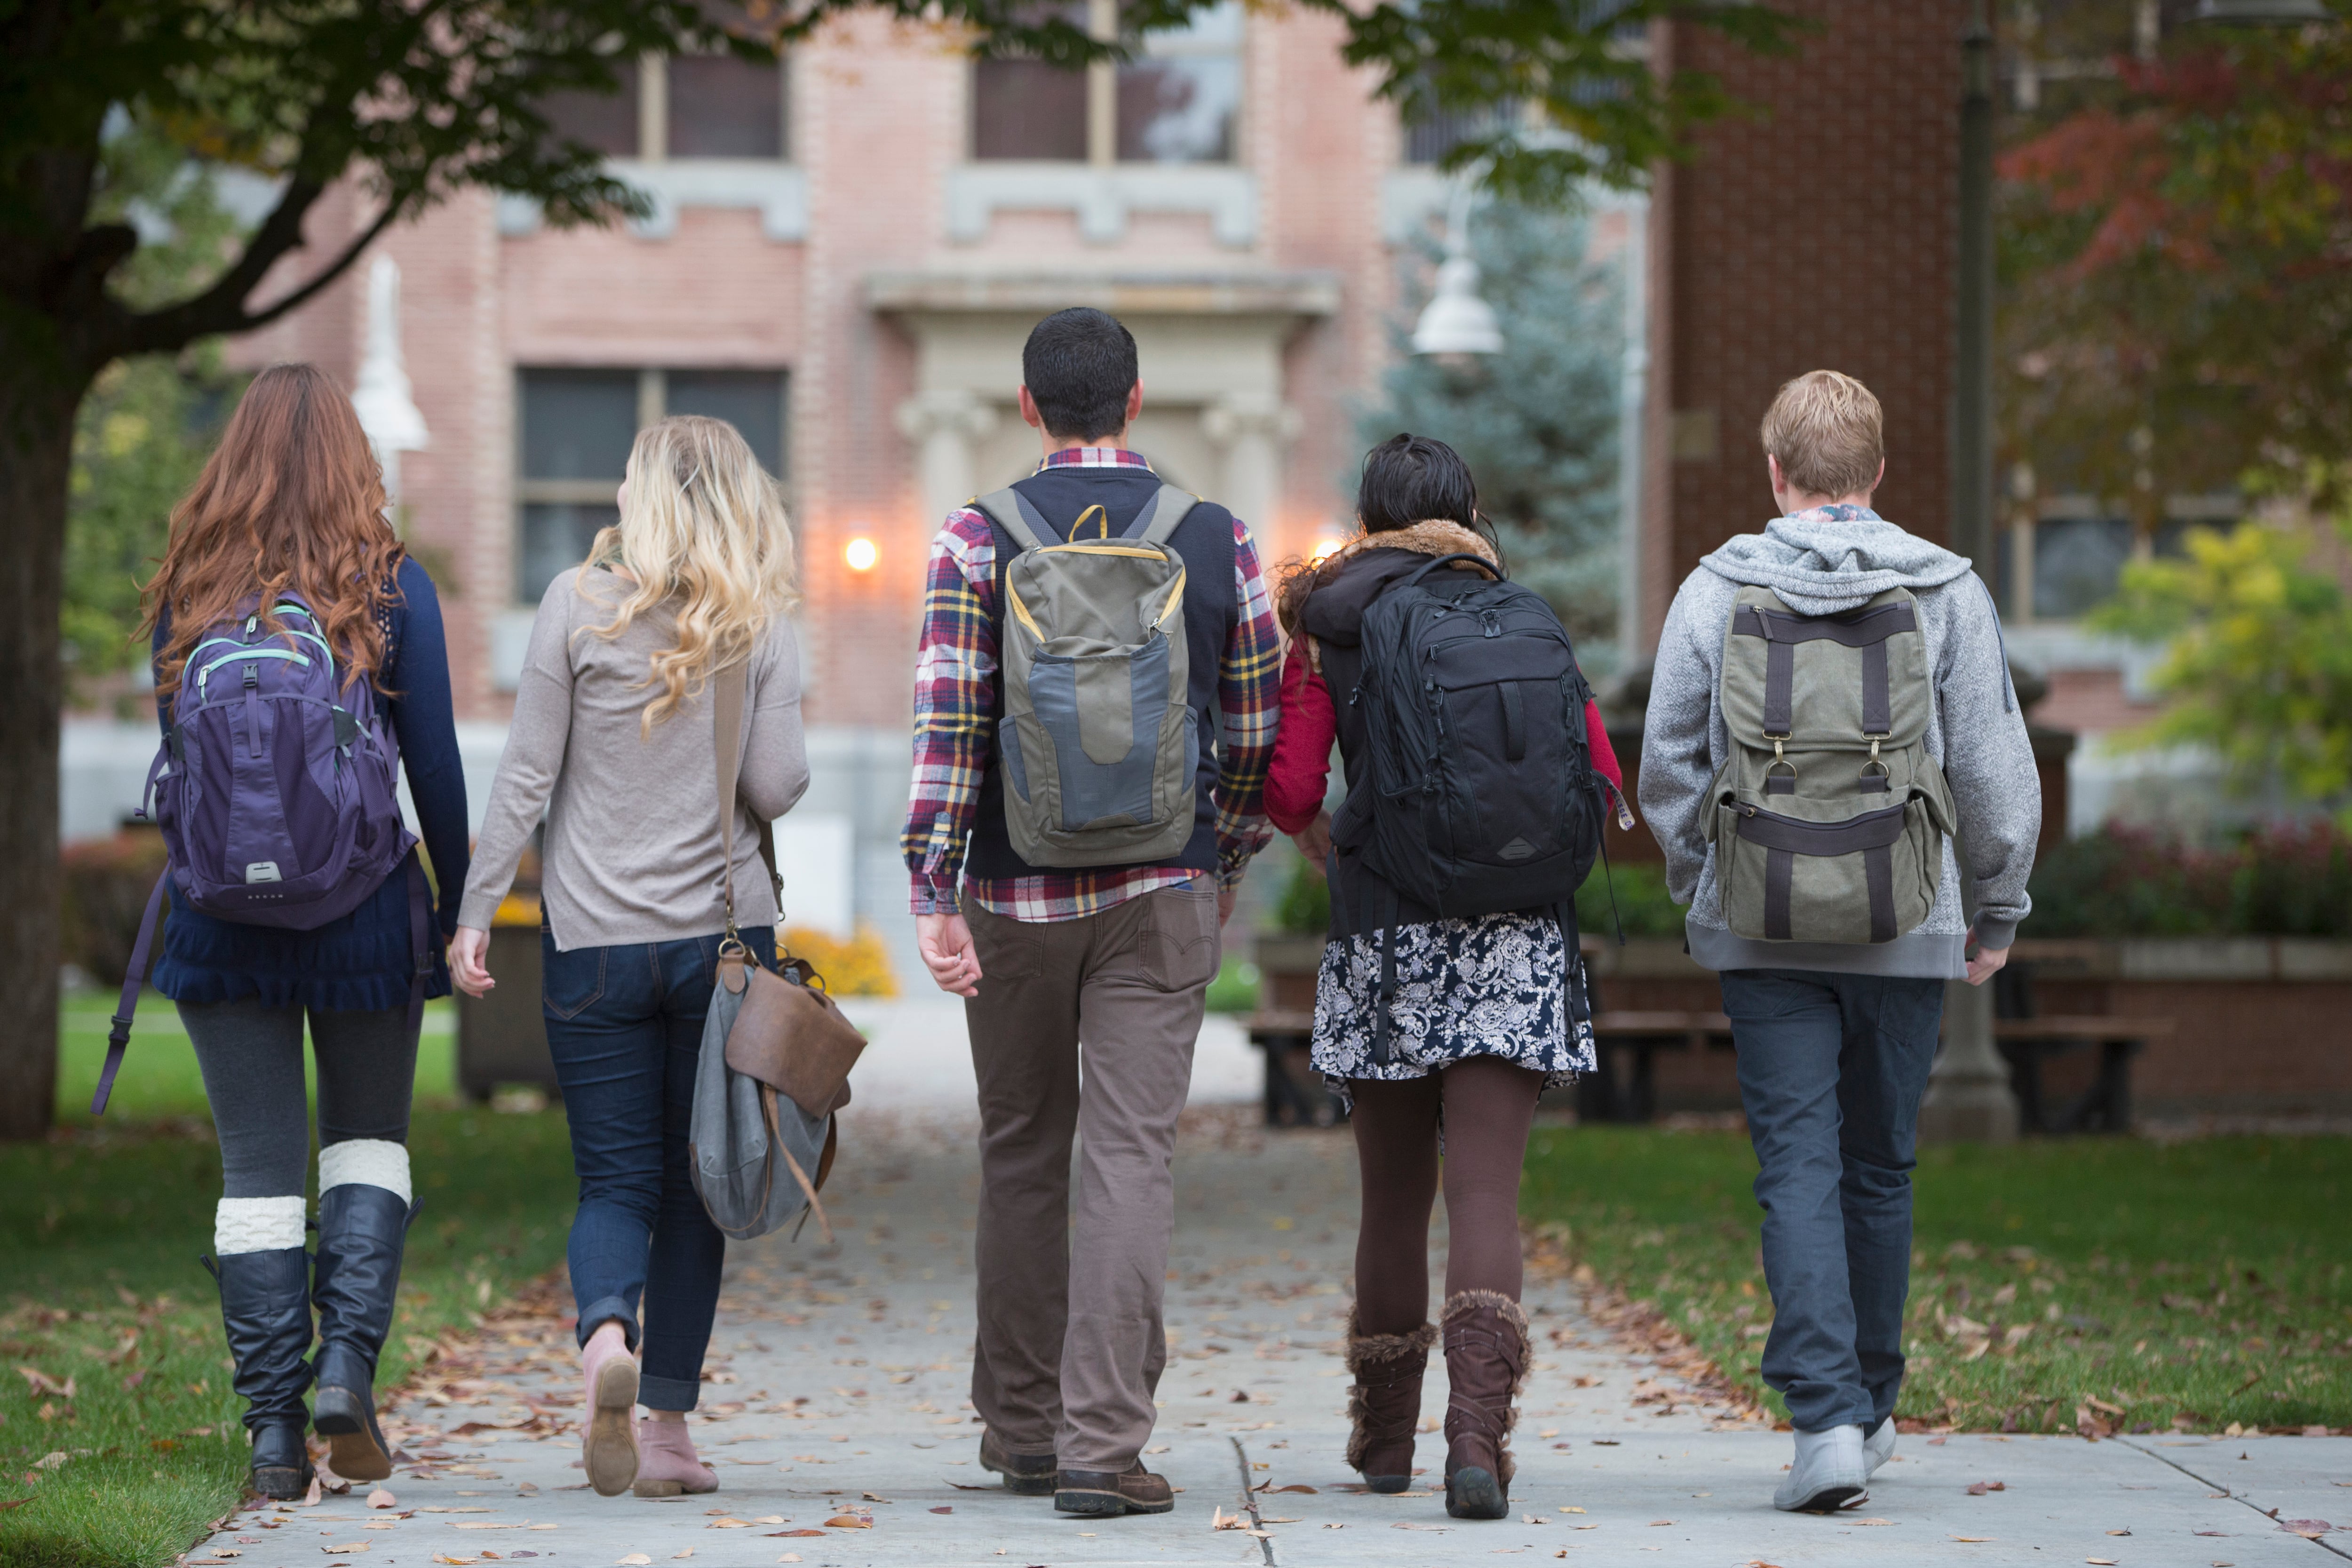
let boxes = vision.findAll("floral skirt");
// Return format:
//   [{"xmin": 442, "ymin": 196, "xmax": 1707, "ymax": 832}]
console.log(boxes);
[{"xmin": 1309, "ymin": 911, "xmax": 1595, "ymax": 1092}]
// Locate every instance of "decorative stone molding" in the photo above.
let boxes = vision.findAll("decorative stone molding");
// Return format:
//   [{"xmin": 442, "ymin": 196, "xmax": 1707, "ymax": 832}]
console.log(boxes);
[
  {"xmin": 944, "ymin": 164, "xmax": 1257, "ymax": 247},
  {"xmin": 1202, "ymin": 390, "xmax": 1302, "ymax": 448},
  {"xmin": 498, "ymin": 161, "xmax": 809, "ymax": 243},
  {"xmin": 895, "ymin": 391, "xmax": 1003, "ymax": 526}
]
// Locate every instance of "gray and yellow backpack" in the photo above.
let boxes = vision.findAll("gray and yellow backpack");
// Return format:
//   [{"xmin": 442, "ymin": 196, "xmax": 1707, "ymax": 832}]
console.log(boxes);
[
  {"xmin": 972, "ymin": 484, "xmax": 1200, "ymax": 868},
  {"xmin": 1705, "ymin": 585, "xmax": 1955, "ymax": 944}
]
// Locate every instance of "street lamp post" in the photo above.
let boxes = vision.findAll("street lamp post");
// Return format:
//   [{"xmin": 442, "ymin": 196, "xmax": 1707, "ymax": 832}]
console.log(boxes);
[
  {"xmin": 1919, "ymin": 0, "xmax": 2021, "ymax": 1146},
  {"xmin": 1412, "ymin": 176, "xmax": 1505, "ymax": 358},
  {"xmin": 351, "ymin": 255, "xmax": 429, "ymax": 520}
]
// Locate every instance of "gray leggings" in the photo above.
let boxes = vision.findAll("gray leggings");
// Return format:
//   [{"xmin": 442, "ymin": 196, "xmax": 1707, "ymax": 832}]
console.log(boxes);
[{"xmin": 179, "ymin": 998, "xmax": 417, "ymax": 1199}]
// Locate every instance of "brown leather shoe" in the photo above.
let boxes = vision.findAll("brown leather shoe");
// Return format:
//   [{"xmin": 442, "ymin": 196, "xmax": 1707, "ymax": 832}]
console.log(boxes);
[
  {"xmin": 1441, "ymin": 1289, "xmax": 1529, "ymax": 1520},
  {"xmin": 979, "ymin": 1429, "xmax": 1057, "ymax": 1496},
  {"xmin": 1345, "ymin": 1312, "xmax": 1437, "ymax": 1492},
  {"xmin": 1053, "ymin": 1461, "xmax": 1175, "ymax": 1516}
]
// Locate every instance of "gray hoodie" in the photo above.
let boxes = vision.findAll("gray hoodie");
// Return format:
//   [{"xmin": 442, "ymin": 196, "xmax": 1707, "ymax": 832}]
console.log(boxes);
[{"xmin": 1638, "ymin": 508, "xmax": 2040, "ymax": 979}]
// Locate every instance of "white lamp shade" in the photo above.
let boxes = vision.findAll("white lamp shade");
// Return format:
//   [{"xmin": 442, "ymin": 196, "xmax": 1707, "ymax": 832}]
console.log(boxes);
[
  {"xmin": 1412, "ymin": 256, "xmax": 1505, "ymax": 357},
  {"xmin": 351, "ymin": 255, "xmax": 429, "ymax": 456}
]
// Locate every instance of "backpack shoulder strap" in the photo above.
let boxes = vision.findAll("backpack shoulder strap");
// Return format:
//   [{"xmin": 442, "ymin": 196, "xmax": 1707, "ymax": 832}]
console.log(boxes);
[
  {"xmin": 970, "ymin": 488, "xmax": 1054, "ymax": 554},
  {"xmin": 1129, "ymin": 484, "xmax": 1200, "ymax": 547}
]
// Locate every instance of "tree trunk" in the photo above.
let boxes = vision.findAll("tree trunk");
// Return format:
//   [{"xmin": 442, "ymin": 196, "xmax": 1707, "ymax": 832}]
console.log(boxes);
[{"xmin": 0, "ymin": 358, "xmax": 89, "ymax": 1140}]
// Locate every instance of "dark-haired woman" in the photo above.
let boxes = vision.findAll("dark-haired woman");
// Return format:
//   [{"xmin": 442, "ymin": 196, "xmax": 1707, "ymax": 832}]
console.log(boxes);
[
  {"xmin": 141, "ymin": 364, "xmax": 468, "ymax": 1498},
  {"xmin": 1265, "ymin": 434, "xmax": 1625, "ymax": 1520}
]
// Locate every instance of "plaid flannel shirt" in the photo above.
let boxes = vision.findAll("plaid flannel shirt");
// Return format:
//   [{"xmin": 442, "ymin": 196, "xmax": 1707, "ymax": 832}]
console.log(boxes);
[{"xmin": 901, "ymin": 447, "xmax": 1279, "ymax": 922}]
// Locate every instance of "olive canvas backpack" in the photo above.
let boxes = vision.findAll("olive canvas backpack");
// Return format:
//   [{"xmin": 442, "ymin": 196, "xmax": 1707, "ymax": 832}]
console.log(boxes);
[{"xmin": 1705, "ymin": 584, "xmax": 1956, "ymax": 944}]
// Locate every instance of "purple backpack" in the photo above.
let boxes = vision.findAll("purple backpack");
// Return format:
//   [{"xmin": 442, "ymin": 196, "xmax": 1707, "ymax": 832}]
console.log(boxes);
[{"xmin": 95, "ymin": 590, "xmax": 429, "ymax": 1114}]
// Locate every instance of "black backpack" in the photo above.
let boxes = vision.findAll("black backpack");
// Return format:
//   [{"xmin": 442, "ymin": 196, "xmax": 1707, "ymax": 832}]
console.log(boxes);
[{"xmin": 1353, "ymin": 553, "xmax": 1612, "ymax": 1059}]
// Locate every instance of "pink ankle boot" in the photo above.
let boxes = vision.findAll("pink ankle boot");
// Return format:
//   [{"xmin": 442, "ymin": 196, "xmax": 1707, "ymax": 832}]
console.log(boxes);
[
  {"xmin": 633, "ymin": 1417, "xmax": 718, "ymax": 1497},
  {"xmin": 580, "ymin": 1327, "xmax": 639, "ymax": 1498}
]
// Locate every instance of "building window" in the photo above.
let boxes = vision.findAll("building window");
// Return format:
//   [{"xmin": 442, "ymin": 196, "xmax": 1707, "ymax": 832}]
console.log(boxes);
[
  {"xmin": 543, "ymin": 53, "xmax": 789, "ymax": 162},
  {"xmin": 515, "ymin": 367, "xmax": 789, "ymax": 604},
  {"xmin": 972, "ymin": 0, "xmax": 1241, "ymax": 165}
]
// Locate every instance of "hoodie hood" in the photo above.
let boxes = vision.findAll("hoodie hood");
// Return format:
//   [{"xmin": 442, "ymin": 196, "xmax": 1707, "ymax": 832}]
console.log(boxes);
[{"xmin": 1699, "ymin": 505, "xmax": 1975, "ymax": 616}]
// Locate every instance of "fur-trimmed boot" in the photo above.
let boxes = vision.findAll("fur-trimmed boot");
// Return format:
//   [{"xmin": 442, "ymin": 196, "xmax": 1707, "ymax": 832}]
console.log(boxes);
[
  {"xmin": 1344, "ymin": 1313, "xmax": 1437, "ymax": 1493},
  {"xmin": 1440, "ymin": 1290, "xmax": 1528, "ymax": 1520}
]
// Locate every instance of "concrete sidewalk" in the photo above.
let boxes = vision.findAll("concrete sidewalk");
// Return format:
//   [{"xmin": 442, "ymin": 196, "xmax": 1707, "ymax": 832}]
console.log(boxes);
[{"xmin": 185, "ymin": 1007, "xmax": 2351, "ymax": 1568}]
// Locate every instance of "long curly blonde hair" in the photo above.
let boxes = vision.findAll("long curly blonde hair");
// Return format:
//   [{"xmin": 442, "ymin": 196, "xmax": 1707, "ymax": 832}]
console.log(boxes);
[{"xmin": 580, "ymin": 415, "xmax": 799, "ymax": 732}]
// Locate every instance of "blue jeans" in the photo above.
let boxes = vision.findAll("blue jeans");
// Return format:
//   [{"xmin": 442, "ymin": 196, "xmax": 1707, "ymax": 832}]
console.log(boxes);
[
  {"xmin": 541, "ymin": 926, "xmax": 771, "ymax": 1412},
  {"xmin": 1718, "ymin": 968, "xmax": 1945, "ymax": 1434}
]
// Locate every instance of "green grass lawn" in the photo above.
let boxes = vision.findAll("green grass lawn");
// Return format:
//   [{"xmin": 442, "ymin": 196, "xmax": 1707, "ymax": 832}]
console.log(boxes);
[
  {"xmin": 2, "ymin": 996, "xmax": 576, "ymax": 1568},
  {"xmin": 1523, "ymin": 1126, "xmax": 2352, "ymax": 1434}
]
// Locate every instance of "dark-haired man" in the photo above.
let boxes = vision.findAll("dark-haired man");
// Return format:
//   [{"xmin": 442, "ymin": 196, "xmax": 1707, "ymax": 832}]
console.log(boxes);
[{"xmin": 900, "ymin": 307, "xmax": 1280, "ymax": 1517}]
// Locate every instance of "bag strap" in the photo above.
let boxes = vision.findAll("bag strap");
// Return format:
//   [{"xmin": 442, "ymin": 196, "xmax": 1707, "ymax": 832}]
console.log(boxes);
[
  {"xmin": 970, "ymin": 487, "xmax": 1054, "ymax": 554},
  {"xmin": 714, "ymin": 661, "xmax": 750, "ymax": 947},
  {"xmin": 1398, "ymin": 550, "xmax": 1501, "ymax": 590},
  {"xmin": 1131, "ymin": 484, "xmax": 1199, "ymax": 546},
  {"xmin": 92, "ymin": 871, "xmax": 170, "ymax": 1116}
]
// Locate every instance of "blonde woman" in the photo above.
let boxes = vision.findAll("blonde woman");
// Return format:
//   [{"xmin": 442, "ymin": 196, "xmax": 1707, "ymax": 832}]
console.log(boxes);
[{"xmin": 451, "ymin": 415, "xmax": 808, "ymax": 1499}]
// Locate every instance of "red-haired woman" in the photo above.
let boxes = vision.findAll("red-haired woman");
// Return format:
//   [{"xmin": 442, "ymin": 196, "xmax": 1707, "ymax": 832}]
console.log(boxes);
[{"xmin": 140, "ymin": 363, "xmax": 468, "ymax": 1499}]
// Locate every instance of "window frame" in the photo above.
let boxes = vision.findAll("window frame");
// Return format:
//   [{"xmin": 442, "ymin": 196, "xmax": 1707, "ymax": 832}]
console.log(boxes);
[
  {"xmin": 969, "ymin": 0, "xmax": 1246, "ymax": 167},
  {"xmin": 512, "ymin": 366, "xmax": 791, "ymax": 605},
  {"xmin": 556, "ymin": 51, "xmax": 793, "ymax": 163}
]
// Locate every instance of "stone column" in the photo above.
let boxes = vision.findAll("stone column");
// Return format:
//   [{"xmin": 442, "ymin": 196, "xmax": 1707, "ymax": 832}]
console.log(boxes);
[
  {"xmin": 894, "ymin": 390, "xmax": 1000, "ymax": 526},
  {"xmin": 1918, "ymin": 974, "xmax": 2019, "ymax": 1144},
  {"xmin": 1203, "ymin": 392, "xmax": 1300, "ymax": 538}
]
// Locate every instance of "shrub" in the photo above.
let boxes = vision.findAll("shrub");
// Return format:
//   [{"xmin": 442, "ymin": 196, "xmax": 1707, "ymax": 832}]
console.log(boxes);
[
  {"xmin": 2026, "ymin": 823, "xmax": 2351, "ymax": 939},
  {"xmin": 1575, "ymin": 859, "xmax": 1685, "ymax": 941},
  {"xmin": 1274, "ymin": 857, "xmax": 1332, "ymax": 936},
  {"xmin": 781, "ymin": 923, "xmax": 898, "ymax": 997},
  {"xmin": 60, "ymin": 831, "xmax": 170, "ymax": 987}
]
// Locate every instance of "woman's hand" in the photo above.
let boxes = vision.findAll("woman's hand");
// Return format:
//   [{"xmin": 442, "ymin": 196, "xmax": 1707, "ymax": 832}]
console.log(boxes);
[
  {"xmin": 449, "ymin": 925, "xmax": 495, "ymax": 998},
  {"xmin": 1291, "ymin": 809, "xmax": 1332, "ymax": 872}
]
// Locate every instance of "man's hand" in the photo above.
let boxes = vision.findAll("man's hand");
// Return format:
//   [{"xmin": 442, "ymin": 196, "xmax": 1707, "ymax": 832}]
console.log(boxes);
[
  {"xmin": 1290, "ymin": 808, "xmax": 1332, "ymax": 872},
  {"xmin": 1964, "ymin": 935, "xmax": 2010, "ymax": 987},
  {"xmin": 450, "ymin": 926, "xmax": 494, "ymax": 998},
  {"xmin": 1217, "ymin": 886, "xmax": 1239, "ymax": 929},
  {"xmin": 917, "ymin": 911, "xmax": 982, "ymax": 997}
]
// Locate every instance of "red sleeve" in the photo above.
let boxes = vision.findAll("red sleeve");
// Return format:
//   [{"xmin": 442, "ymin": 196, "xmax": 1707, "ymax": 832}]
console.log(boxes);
[
  {"xmin": 1264, "ymin": 646, "xmax": 1337, "ymax": 836},
  {"xmin": 1585, "ymin": 697, "xmax": 1623, "ymax": 792}
]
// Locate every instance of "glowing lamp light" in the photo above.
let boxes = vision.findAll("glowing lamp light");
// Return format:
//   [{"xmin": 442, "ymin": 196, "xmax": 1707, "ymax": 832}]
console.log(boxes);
[
  {"xmin": 844, "ymin": 537, "xmax": 880, "ymax": 572},
  {"xmin": 1312, "ymin": 536, "xmax": 1346, "ymax": 562}
]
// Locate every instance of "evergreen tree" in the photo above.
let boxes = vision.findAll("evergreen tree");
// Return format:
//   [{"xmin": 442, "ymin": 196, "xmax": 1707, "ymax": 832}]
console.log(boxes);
[{"xmin": 1359, "ymin": 200, "xmax": 1625, "ymax": 653}]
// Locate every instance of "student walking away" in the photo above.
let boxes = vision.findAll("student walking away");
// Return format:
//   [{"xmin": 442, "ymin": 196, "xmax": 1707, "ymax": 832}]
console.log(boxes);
[
  {"xmin": 450, "ymin": 415, "xmax": 810, "ymax": 1500},
  {"xmin": 902, "ymin": 307, "xmax": 1279, "ymax": 1518},
  {"xmin": 121, "ymin": 364, "xmax": 468, "ymax": 1498},
  {"xmin": 1264, "ymin": 434, "xmax": 1626, "ymax": 1521},
  {"xmin": 1641, "ymin": 371, "xmax": 2039, "ymax": 1512}
]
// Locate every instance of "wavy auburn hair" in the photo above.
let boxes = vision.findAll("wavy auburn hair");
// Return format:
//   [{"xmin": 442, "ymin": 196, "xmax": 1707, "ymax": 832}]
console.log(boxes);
[
  {"xmin": 142, "ymin": 363, "xmax": 405, "ymax": 700},
  {"xmin": 580, "ymin": 414, "xmax": 800, "ymax": 733}
]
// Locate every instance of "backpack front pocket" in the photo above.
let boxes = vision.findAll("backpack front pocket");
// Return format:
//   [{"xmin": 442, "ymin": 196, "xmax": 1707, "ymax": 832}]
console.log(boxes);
[{"xmin": 1721, "ymin": 798, "xmax": 1925, "ymax": 945}]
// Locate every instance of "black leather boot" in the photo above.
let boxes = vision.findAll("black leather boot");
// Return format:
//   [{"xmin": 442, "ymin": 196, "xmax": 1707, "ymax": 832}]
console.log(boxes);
[
  {"xmin": 311, "ymin": 1183, "xmax": 409, "ymax": 1482},
  {"xmin": 211, "ymin": 1248, "xmax": 316, "ymax": 1500}
]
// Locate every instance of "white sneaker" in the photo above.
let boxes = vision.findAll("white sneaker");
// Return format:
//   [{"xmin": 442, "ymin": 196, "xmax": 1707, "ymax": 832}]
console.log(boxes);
[
  {"xmin": 1863, "ymin": 1417, "xmax": 1897, "ymax": 1477},
  {"xmin": 1773, "ymin": 1424, "xmax": 1868, "ymax": 1513}
]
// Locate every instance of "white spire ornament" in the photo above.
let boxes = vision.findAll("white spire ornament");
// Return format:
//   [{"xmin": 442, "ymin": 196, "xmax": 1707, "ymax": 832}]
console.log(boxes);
[{"xmin": 350, "ymin": 255, "xmax": 429, "ymax": 517}]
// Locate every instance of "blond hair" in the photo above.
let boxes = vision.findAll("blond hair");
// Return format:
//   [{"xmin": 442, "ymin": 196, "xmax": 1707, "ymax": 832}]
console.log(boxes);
[
  {"xmin": 1759, "ymin": 370, "xmax": 1885, "ymax": 499},
  {"xmin": 581, "ymin": 415, "xmax": 800, "ymax": 733}
]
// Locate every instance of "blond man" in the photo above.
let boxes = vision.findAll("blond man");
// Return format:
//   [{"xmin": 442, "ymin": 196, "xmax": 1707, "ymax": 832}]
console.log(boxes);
[{"xmin": 1640, "ymin": 371, "xmax": 2038, "ymax": 1512}]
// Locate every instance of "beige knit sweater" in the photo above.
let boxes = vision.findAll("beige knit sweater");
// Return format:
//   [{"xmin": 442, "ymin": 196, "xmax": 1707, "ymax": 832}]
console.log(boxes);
[{"xmin": 458, "ymin": 568, "xmax": 810, "ymax": 949}]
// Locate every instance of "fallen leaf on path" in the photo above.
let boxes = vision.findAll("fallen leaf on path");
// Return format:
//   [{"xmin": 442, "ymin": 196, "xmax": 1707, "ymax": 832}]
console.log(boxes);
[
  {"xmin": 367, "ymin": 1489, "xmax": 397, "ymax": 1510},
  {"xmin": 2279, "ymin": 1521, "xmax": 2334, "ymax": 1539},
  {"xmin": 821, "ymin": 1515, "xmax": 871, "ymax": 1529},
  {"xmin": 616, "ymin": 1557, "xmax": 652, "ymax": 1566},
  {"xmin": 1846, "ymin": 1518, "xmax": 1896, "ymax": 1526},
  {"xmin": 1392, "ymin": 1521, "xmax": 1449, "ymax": 1531},
  {"xmin": 429, "ymin": 1558, "xmax": 475, "ymax": 1566},
  {"xmin": 1557, "ymin": 1506, "xmax": 1585, "ymax": 1514},
  {"xmin": 777, "ymin": 1557, "xmax": 801, "ymax": 1563},
  {"xmin": 2087, "ymin": 1559, "xmax": 2118, "ymax": 1565},
  {"xmin": 1952, "ymin": 1537, "xmax": 1994, "ymax": 1543},
  {"xmin": 1967, "ymin": 1481, "xmax": 2006, "ymax": 1495},
  {"xmin": 859, "ymin": 1492, "xmax": 890, "ymax": 1503},
  {"xmin": 321, "ymin": 1544, "xmax": 370, "ymax": 1554},
  {"xmin": 301, "ymin": 1477, "xmax": 324, "ymax": 1507},
  {"xmin": 1267, "ymin": 1484, "xmax": 1316, "ymax": 1494},
  {"xmin": 672, "ymin": 1552, "xmax": 692, "ymax": 1559},
  {"xmin": 773, "ymin": 1530, "xmax": 824, "ymax": 1537},
  {"xmin": 2108, "ymin": 1528, "xmax": 2131, "ymax": 1536},
  {"xmin": 929, "ymin": 1506, "xmax": 952, "ymax": 1514},
  {"xmin": 703, "ymin": 1519, "xmax": 752, "ymax": 1529},
  {"xmin": 1323, "ymin": 1523, "xmax": 1346, "ymax": 1529}
]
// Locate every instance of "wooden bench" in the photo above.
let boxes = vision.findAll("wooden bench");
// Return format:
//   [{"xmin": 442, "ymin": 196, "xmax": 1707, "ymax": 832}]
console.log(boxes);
[
  {"xmin": 1993, "ymin": 1014, "xmax": 2177, "ymax": 1135},
  {"xmin": 1578, "ymin": 1010, "xmax": 1735, "ymax": 1124},
  {"xmin": 1242, "ymin": 1009, "xmax": 1340, "ymax": 1127}
]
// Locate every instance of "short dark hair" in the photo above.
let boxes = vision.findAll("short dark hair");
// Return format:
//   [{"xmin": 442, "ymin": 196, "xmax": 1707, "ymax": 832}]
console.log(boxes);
[
  {"xmin": 1022, "ymin": 308, "xmax": 1139, "ymax": 441},
  {"xmin": 1356, "ymin": 433, "xmax": 1508, "ymax": 570}
]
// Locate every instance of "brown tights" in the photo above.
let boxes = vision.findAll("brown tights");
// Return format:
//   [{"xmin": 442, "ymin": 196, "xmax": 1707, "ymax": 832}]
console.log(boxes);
[{"xmin": 1349, "ymin": 1057, "xmax": 1545, "ymax": 1337}]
